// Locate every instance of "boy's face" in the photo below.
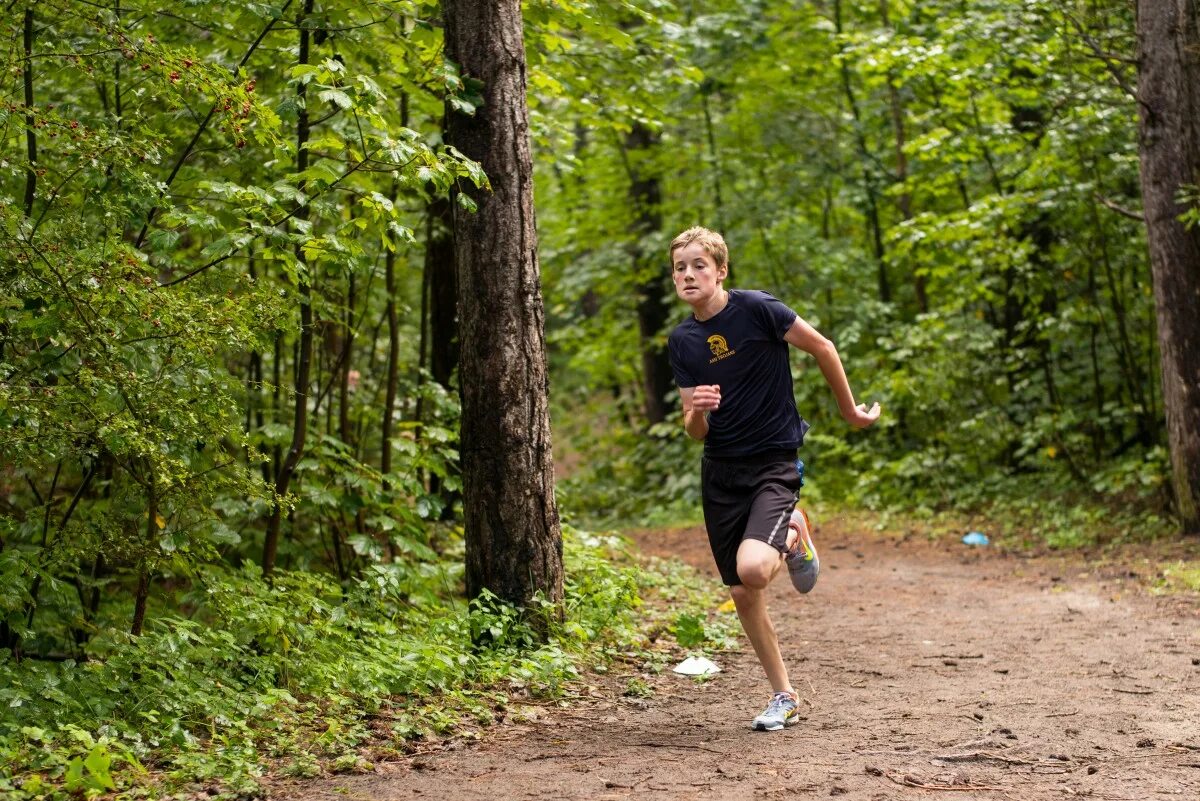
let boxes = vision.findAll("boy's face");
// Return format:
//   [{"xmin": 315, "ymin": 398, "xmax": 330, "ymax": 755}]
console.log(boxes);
[{"xmin": 671, "ymin": 242, "xmax": 727, "ymax": 307}]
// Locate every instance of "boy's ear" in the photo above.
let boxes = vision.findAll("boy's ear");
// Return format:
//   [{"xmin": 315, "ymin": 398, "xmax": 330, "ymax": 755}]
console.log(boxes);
[{"xmin": 718, "ymin": 263, "xmax": 729, "ymax": 282}]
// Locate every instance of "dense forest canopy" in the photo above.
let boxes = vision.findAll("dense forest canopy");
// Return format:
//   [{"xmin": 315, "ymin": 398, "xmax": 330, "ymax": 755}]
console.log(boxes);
[{"xmin": 1, "ymin": 0, "xmax": 1196, "ymax": 793}]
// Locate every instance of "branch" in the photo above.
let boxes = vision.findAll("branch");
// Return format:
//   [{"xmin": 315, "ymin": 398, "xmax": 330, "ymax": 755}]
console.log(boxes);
[
  {"xmin": 1065, "ymin": 13, "xmax": 1140, "ymax": 105},
  {"xmin": 1094, "ymin": 193, "xmax": 1145, "ymax": 222},
  {"xmin": 135, "ymin": 0, "xmax": 296, "ymax": 247},
  {"xmin": 159, "ymin": 145, "xmax": 385, "ymax": 287}
]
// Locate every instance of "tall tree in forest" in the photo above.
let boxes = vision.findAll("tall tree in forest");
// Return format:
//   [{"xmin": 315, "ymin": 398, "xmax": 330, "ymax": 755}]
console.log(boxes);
[
  {"xmin": 626, "ymin": 122, "xmax": 672, "ymax": 425},
  {"xmin": 442, "ymin": 0, "xmax": 564, "ymax": 609},
  {"xmin": 263, "ymin": 0, "xmax": 318, "ymax": 575},
  {"xmin": 1136, "ymin": 0, "xmax": 1200, "ymax": 533}
]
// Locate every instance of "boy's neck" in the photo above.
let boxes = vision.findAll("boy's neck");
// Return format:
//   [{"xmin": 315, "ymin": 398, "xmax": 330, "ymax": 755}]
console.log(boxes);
[{"xmin": 691, "ymin": 287, "xmax": 729, "ymax": 322}]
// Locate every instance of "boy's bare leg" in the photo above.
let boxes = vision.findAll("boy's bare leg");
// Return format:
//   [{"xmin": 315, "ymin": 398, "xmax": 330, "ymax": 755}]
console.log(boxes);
[{"xmin": 730, "ymin": 539, "xmax": 793, "ymax": 694}]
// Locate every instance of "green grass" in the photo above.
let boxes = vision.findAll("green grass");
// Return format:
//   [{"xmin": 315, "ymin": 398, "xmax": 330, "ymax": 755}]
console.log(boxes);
[{"xmin": 1156, "ymin": 561, "xmax": 1200, "ymax": 593}]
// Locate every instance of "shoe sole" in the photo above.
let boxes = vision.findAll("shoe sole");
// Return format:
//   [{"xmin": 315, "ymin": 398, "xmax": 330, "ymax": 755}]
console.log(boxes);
[
  {"xmin": 752, "ymin": 714, "xmax": 800, "ymax": 732},
  {"xmin": 787, "ymin": 509, "xmax": 819, "ymax": 594}
]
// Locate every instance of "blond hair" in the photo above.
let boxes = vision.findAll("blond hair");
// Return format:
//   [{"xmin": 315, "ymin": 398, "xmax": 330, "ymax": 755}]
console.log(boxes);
[{"xmin": 669, "ymin": 226, "xmax": 728, "ymax": 270}]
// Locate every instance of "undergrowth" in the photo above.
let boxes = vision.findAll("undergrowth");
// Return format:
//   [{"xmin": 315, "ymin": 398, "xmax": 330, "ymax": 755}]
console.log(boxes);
[{"xmin": 0, "ymin": 527, "xmax": 734, "ymax": 799}]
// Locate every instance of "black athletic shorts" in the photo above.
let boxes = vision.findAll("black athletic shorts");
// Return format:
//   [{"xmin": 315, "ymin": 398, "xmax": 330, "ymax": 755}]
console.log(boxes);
[{"xmin": 701, "ymin": 450, "xmax": 802, "ymax": 587}]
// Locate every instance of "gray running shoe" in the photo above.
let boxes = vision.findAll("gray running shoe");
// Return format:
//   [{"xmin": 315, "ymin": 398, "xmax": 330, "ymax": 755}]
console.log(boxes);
[
  {"xmin": 786, "ymin": 508, "xmax": 819, "ymax": 594},
  {"xmin": 752, "ymin": 691, "xmax": 800, "ymax": 731}
]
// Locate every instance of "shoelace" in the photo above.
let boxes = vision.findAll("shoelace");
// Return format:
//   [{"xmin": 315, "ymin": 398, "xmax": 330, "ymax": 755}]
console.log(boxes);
[
  {"xmin": 787, "ymin": 532, "xmax": 814, "ymax": 562},
  {"xmin": 786, "ymin": 514, "xmax": 813, "ymax": 560}
]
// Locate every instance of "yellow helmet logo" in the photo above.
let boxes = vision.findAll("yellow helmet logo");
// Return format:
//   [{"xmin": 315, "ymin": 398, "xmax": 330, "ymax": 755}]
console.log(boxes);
[{"xmin": 707, "ymin": 334, "xmax": 729, "ymax": 356}]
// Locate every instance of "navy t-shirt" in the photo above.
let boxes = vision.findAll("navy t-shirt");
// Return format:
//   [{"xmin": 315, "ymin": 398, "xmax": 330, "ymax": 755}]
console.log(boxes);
[{"xmin": 667, "ymin": 289, "xmax": 810, "ymax": 458}]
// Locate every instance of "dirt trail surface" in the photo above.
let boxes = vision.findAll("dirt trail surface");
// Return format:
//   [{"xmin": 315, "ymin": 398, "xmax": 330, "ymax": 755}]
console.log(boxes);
[{"xmin": 276, "ymin": 518, "xmax": 1200, "ymax": 800}]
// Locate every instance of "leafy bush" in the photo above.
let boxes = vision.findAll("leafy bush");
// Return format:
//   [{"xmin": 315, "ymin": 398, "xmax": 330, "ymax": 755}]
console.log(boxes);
[{"xmin": 0, "ymin": 525, "xmax": 728, "ymax": 798}]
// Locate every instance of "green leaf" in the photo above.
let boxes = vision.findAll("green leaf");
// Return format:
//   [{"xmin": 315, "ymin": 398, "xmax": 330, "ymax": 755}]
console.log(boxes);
[
  {"xmin": 318, "ymin": 89, "xmax": 353, "ymax": 110},
  {"xmin": 84, "ymin": 744, "xmax": 116, "ymax": 791}
]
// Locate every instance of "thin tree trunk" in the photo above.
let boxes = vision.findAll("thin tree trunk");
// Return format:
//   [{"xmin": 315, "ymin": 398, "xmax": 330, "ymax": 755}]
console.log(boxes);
[
  {"xmin": 271, "ymin": 330, "xmax": 283, "ymax": 484},
  {"xmin": 381, "ymin": 79, "xmax": 407, "ymax": 482},
  {"xmin": 428, "ymin": 194, "xmax": 458, "ymax": 390},
  {"xmin": 381, "ymin": 182, "xmax": 400, "ymax": 484},
  {"xmin": 443, "ymin": 0, "xmax": 563, "ymax": 612},
  {"xmin": 833, "ymin": 0, "xmax": 890, "ymax": 304},
  {"xmin": 23, "ymin": 9, "xmax": 36, "ymax": 218},
  {"xmin": 700, "ymin": 88, "xmax": 725, "ymax": 232},
  {"xmin": 878, "ymin": 0, "xmax": 924, "ymax": 313},
  {"xmin": 624, "ymin": 122, "xmax": 672, "ymax": 425},
  {"xmin": 427, "ymin": 191, "xmax": 459, "ymax": 514},
  {"xmin": 264, "ymin": 0, "xmax": 317, "ymax": 575},
  {"xmin": 130, "ymin": 473, "xmax": 156, "ymax": 636},
  {"xmin": 413, "ymin": 227, "xmax": 431, "ymax": 429},
  {"xmin": 1136, "ymin": 0, "xmax": 1200, "ymax": 532},
  {"xmin": 338, "ymin": 273, "xmax": 356, "ymax": 447}
]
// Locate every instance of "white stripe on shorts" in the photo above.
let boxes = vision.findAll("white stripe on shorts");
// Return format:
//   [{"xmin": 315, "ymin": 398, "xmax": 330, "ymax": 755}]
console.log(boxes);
[{"xmin": 765, "ymin": 503, "xmax": 794, "ymax": 549}]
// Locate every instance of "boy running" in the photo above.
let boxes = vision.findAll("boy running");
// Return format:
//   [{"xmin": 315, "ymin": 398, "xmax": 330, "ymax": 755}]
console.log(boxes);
[{"xmin": 666, "ymin": 226, "xmax": 880, "ymax": 731}]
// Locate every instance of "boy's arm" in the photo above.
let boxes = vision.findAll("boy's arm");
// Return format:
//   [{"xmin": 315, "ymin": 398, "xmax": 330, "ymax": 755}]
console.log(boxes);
[
  {"xmin": 679, "ymin": 385, "xmax": 721, "ymax": 440},
  {"xmin": 783, "ymin": 316, "xmax": 880, "ymax": 429}
]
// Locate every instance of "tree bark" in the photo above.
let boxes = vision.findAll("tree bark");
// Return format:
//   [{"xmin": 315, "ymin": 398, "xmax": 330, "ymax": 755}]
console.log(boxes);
[
  {"xmin": 426, "ymin": 191, "xmax": 460, "ymax": 516},
  {"xmin": 381, "ymin": 187, "xmax": 400, "ymax": 483},
  {"xmin": 625, "ymin": 122, "xmax": 672, "ymax": 425},
  {"xmin": 443, "ymin": 0, "xmax": 563, "ymax": 611},
  {"xmin": 263, "ymin": 0, "xmax": 317, "ymax": 575},
  {"xmin": 130, "ymin": 473, "xmax": 156, "ymax": 636},
  {"xmin": 1136, "ymin": 0, "xmax": 1200, "ymax": 532},
  {"xmin": 427, "ymin": 193, "xmax": 458, "ymax": 390},
  {"xmin": 23, "ymin": 9, "xmax": 36, "ymax": 218}
]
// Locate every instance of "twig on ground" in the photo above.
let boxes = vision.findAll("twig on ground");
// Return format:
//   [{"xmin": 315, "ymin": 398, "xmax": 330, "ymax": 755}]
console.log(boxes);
[
  {"xmin": 885, "ymin": 772, "xmax": 1007, "ymax": 791},
  {"xmin": 922, "ymin": 654, "xmax": 985, "ymax": 660},
  {"xmin": 933, "ymin": 751, "xmax": 1042, "ymax": 766},
  {"xmin": 636, "ymin": 741, "xmax": 726, "ymax": 754}
]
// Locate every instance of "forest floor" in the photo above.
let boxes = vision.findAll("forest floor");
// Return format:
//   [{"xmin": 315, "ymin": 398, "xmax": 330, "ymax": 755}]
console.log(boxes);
[{"xmin": 273, "ymin": 515, "xmax": 1200, "ymax": 801}]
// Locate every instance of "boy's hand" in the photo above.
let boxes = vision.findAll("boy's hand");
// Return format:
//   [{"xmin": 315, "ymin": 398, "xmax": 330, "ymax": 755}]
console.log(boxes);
[
  {"xmin": 845, "ymin": 401, "xmax": 881, "ymax": 429},
  {"xmin": 690, "ymin": 384, "xmax": 721, "ymax": 413}
]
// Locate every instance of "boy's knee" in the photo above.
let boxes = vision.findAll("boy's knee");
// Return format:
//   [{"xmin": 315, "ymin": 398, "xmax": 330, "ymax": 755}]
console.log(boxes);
[
  {"xmin": 729, "ymin": 583, "xmax": 755, "ymax": 604},
  {"xmin": 737, "ymin": 561, "xmax": 773, "ymax": 589},
  {"xmin": 737, "ymin": 539, "xmax": 781, "ymax": 589}
]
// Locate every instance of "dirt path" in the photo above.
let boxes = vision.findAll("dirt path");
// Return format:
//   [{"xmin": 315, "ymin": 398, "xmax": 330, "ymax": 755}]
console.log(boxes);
[{"xmin": 276, "ymin": 516, "xmax": 1200, "ymax": 800}]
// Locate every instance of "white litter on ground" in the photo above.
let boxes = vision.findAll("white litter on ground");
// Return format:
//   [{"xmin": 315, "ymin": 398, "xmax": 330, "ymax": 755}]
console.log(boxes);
[{"xmin": 672, "ymin": 655, "xmax": 722, "ymax": 676}]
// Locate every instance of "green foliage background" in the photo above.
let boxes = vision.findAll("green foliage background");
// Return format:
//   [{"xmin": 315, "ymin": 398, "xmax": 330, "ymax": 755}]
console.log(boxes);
[{"xmin": 0, "ymin": 0, "xmax": 1179, "ymax": 795}]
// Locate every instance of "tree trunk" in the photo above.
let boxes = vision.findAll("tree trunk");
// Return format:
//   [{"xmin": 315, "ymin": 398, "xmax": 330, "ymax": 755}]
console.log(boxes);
[
  {"xmin": 381, "ymin": 187, "xmax": 400, "ymax": 483},
  {"xmin": 1136, "ymin": 0, "xmax": 1200, "ymax": 532},
  {"xmin": 263, "ymin": 0, "xmax": 317, "ymax": 575},
  {"xmin": 878, "ymin": 0, "xmax": 925, "ymax": 314},
  {"xmin": 625, "ymin": 122, "xmax": 672, "ymax": 425},
  {"xmin": 443, "ymin": 0, "xmax": 563, "ymax": 611},
  {"xmin": 23, "ymin": 9, "xmax": 37, "ymax": 218},
  {"xmin": 427, "ymin": 191, "xmax": 460, "ymax": 516},
  {"xmin": 130, "ymin": 473, "xmax": 156, "ymax": 636},
  {"xmin": 833, "ymin": 0, "xmax": 890, "ymax": 304},
  {"xmin": 428, "ymin": 193, "xmax": 459, "ymax": 390}
]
